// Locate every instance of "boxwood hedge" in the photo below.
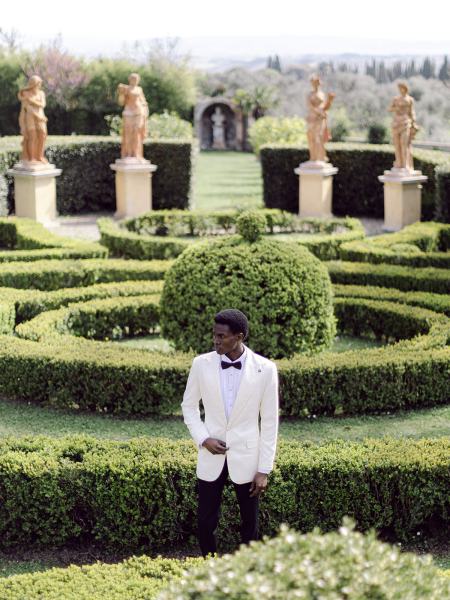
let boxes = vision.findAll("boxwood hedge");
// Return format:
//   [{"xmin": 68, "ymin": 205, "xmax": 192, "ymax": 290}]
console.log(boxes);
[
  {"xmin": 0, "ymin": 138, "xmax": 193, "ymax": 215},
  {"xmin": 260, "ymin": 143, "xmax": 450, "ymax": 220},
  {"xmin": 0, "ymin": 436, "xmax": 448, "ymax": 550}
]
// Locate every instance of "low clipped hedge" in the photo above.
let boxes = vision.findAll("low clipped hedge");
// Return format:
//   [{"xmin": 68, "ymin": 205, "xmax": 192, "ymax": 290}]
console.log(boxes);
[
  {"xmin": 327, "ymin": 261, "xmax": 450, "ymax": 294},
  {"xmin": 99, "ymin": 212, "xmax": 364, "ymax": 261},
  {"xmin": 0, "ymin": 301, "xmax": 14, "ymax": 334},
  {"xmin": 0, "ymin": 555, "xmax": 195, "ymax": 600},
  {"xmin": 0, "ymin": 217, "xmax": 107, "ymax": 261},
  {"xmin": 0, "ymin": 138, "xmax": 193, "ymax": 215},
  {"xmin": 0, "ymin": 436, "xmax": 448, "ymax": 550},
  {"xmin": 260, "ymin": 143, "xmax": 450, "ymax": 220},
  {"xmin": 340, "ymin": 221, "xmax": 450, "ymax": 268},
  {"xmin": 4, "ymin": 295, "xmax": 449, "ymax": 415},
  {"xmin": 161, "ymin": 524, "xmax": 450, "ymax": 600},
  {"xmin": 0, "ymin": 258, "xmax": 171, "ymax": 291}
]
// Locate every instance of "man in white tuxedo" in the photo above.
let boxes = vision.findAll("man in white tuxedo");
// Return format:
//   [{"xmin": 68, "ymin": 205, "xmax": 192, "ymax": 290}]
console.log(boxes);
[{"xmin": 182, "ymin": 308, "xmax": 279, "ymax": 556}]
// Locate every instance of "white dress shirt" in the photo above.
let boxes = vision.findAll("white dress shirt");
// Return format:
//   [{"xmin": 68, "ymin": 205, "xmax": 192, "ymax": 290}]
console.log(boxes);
[{"xmin": 219, "ymin": 347, "xmax": 247, "ymax": 420}]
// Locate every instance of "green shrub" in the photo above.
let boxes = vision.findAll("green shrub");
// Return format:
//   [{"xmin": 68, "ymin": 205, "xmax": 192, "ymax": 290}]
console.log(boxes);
[
  {"xmin": 339, "ymin": 222, "xmax": 450, "ymax": 268},
  {"xmin": 248, "ymin": 116, "xmax": 307, "ymax": 155},
  {"xmin": 260, "ymin": 143, "xmax": 450, "ymax": 220},
  {"xmin": 0, "ymin": 217, "xmax": 107, "ymax": 261},
  {"xmin": 0, "ymin": 258, "xmax": 171, "ymax": 291},
  {"xmin": 0, "ymin": 555, "xmax": 195, "ymax": 600},
  {"xmin": 0, "ymin": 137, "xmax": 193, "ymax": 215},
  {"xmin": 0, "ymin": 302, "xmax": 15, "ymax": 334},
  {"xmin": 327, "ymin": 261, "xmax": 450, "ymax": 294},
  {"xmin": 160, "ymin": 234, "xmax": 336, "ymax": 358},
  {"xmin": 161, "ymin": 523, "xmax": 450, "ymax": 600},
  {"xmin": 0, "ymin": 436, "xmax": 448, "ymax": 550},
  {"xmin": 147, "ymin": 111, "xmax": 194, "ymax": 140},
  {"xmin": 235, "ymin": 210, "xmax": 266, "ymax": 242},
  {"xmin": 367, "ymin": 122, "xmax": 389, "ymax": 144}
]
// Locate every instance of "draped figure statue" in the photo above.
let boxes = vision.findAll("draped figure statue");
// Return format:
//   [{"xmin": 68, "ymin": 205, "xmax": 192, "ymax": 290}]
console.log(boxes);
[
  {"xmin": 18, "ymin": 75, "xmax": 48, "ymax": 164},
  {"xmin": 388, "ymin": 82, "xmax": 419, "ymax": 172},
  {"xmin": 306, "ymin": 75, "xmax": 335, "ymax": 163},
  {"xmin": 117, "ymin": 73, "xmax": 149, "ymax": 161}
]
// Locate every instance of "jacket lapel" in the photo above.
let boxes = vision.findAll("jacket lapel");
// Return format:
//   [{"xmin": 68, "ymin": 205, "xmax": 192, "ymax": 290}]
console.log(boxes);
[
  {"xmin": 206, "ymin": 352, "xmax": 227, "ymax": 424},
  {"xmin": 227, "ymin": 348, "xmax": 258, "ymax": 426}
]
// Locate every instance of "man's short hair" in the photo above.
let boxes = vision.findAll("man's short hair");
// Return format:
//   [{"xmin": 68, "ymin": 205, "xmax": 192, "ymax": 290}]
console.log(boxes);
[{"xmin": 214, "ymin": 309, "xmax": 249, "ymax": 340}]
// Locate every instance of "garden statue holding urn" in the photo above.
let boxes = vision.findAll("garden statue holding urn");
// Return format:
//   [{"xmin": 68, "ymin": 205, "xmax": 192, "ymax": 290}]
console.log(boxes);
[
  {"xmin": 18, "ymin": 75, "xmax": 48, "ymax": 166},
  {"xmin": 306, "ymin": 75, "xmax": 335, "ymax": 163},
  {"xmin": 388, "ymin": 82, "xmax": 419, "ymax": 173},
  {"xmin": 117, "ymin": 73, "xmax": 149, "ymax": 162}
]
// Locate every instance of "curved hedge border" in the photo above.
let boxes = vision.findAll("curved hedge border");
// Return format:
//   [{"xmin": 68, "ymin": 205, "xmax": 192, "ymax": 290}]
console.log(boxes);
[
  {"xmin": 260, "ymin": 142, "xmax": 450, "ymax": 220},
  {"xmin": 0, "ymin": 436, "xmax": 448, "ymax": 550},
  {"xmin": 0, "ymin": 555, "xmax": 195, "ymax": 600},
  {"xmin": 3, "ymin": 295, "xmax": 448, "ymax": 416},
  {"xmin": 340, "ymin": 221, "xmax": 450, "ymax": 268},
  {"xmin": 0, "ymin": 217, "xmax": 107, "ymax": 261},
  {"xmin": 327, "ymin": 261, "xmax": 450, "ymax": 294},
  {"xmin": 0, "ymin": 258, "xmax": 171, "ymax": 291},
  {"xmin": 99, "ymin": 212, "xmax": 365, "ymax": 261},
  {"xmin": 0, "ymin": 138, "xmax": 193, "ymax": 215}
]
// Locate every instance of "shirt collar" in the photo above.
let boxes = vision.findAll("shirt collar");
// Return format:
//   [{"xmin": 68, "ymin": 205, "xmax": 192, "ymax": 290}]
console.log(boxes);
[{"xmin": 220, "ymin": 345, "xmax": 247, "ymax": 364}]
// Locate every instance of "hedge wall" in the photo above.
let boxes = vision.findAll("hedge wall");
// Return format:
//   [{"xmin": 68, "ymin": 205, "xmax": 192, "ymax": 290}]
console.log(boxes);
[
  {"xmin": 99, "ymin": 213, "xmax": 365, "ymax": 261},
  {"xmin": 0, "ymin": 217, "xmax": 107, "ymax": 261},
  {"xmin": 3, "ymin": 295, "xmax": 449, "ymax": 416},
  {"xmin": 0, "ymin": 137, "xmax": 193, "ymax": 215},
  {"xmin": 0, "ymin": 436, "xmax": 448, "ymax": 550},
  {"xmin": 260, "ymin": 143, "xmax": 450, "ymax": 221}
]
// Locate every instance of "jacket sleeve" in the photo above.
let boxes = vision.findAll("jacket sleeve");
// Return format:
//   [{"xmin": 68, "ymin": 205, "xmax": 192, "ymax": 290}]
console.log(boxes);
[
  {"xmin": 181, "ymin": 357, "xmax": 210, "ymax": 447},
  {"xmin": 258, "ymin": 362, "xmax": 279, "ymax": 473}
]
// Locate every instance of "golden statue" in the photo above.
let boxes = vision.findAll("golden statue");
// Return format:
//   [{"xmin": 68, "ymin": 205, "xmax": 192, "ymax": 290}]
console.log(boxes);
[
  {"xmin": 306, "ymin": 75, "xmax": 335, "ymax": 163},
  {"xmin": 388, "ymin": 82, "xmax": 419, "ymax": 172},
  {"xmin": 117, "ymin": 73, "xmax": 149, "ymax": 161},
  {"xmin": 18, "ymin": 75, "xmax": 48, "ymax": 164}
]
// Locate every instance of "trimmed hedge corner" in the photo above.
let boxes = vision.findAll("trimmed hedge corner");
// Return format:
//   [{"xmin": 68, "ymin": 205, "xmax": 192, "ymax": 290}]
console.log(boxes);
[{"xmin": 260, "ymin": 143, "xmax": 450, "ymax": 221}]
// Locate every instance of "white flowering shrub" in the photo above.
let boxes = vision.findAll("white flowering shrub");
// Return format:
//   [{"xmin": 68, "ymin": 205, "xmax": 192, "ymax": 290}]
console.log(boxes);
[{"xmin": 159, "ymin": 521, "xmax": 450, "ymax": 599}]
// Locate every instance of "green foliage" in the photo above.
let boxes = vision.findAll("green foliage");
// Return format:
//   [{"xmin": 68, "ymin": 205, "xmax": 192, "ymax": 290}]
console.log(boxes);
[
  {"xmin": 0, "ymin": 301, "xmax": 14, "ymax": 334},
  {"xmin": 100, "ymin": 211, "xmax": 364, "ymax": 261},
  {"xmin": 327, "ymin": 260, "xmax": 450, "ymax": 294},
  {"xmin": 248, "ymin": 116, "xmax": 307, "ymax": 155},
  {"xmin": 0, "ymin": 555, "xmax": 195, "ymax": 600},
  {"xmin": 0, "ymin": 258, "xmax": 170, "ymax": 291},
  {"xmin": 0, "ymin": 137, "xmax": 193, "ymax": 215},
  {"xmin": 0, "ymin": 436, "xmax": 448, "ymax": 551},
  {"xmin": 160, "ymin": 236, "xmax": 336, "ymax": 358},
  {"xmin": 260, "ymin": 143, "xmax": 450, "ymax": 220},
  {"xmin": 367, "ymin": 122, "xmax": 389, "ymax": 144},
  {"xmin": 148, "ymin": 111, "xmax": 193, "ymax": 140},
  {"xmin": 161, "ymin": 523, "xmax": 450, "ymax": 600},
  {"xmin": 0, "ymin": 217, "xmax": 107, "ymax": 261},
  {"xmin": 330, "ymin": 107, "xmax": 351, "ymax": 142},
  {"xmin": 235, "ymin": 210, "xmax": 266, "ymax": 242}
]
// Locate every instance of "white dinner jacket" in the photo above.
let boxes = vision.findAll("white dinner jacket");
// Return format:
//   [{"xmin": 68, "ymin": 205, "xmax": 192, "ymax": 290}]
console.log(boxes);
[{"xmin": 181, "ymin": 346, "xmax": 279, "ymax": 484}]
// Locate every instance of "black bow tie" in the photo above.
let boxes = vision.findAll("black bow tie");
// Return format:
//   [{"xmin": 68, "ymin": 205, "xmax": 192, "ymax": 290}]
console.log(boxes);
[{"xmin": 221, "ymin": 360, "xmax": 242, "ymax": 370}]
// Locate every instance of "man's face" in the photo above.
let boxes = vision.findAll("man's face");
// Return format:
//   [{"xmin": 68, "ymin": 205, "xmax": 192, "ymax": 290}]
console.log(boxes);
[{"xmin": 213, "ymin": 323, "xmax": 242, "ymax": 355}]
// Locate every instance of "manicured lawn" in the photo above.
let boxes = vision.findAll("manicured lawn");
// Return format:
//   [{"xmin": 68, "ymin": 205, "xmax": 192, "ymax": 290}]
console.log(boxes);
[{"xmin": 192, "ymin": 150, "xmax": 263, "ymax": 210}]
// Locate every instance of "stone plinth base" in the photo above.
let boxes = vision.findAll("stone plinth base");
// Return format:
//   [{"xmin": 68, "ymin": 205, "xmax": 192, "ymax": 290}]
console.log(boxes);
[
  {"xmin": 110, "ymin": 160, "xmax": 158, "ymax": 219},
  {"xmin": 7, "ymin": 162, "xmax": 62, "ymax": 225},
  {"xmin": 378, "ymin": 169, "xmax": 428, "ymax": 232},
  {"xmin": 294, "ymin": 161, "xmax": 338, "ymax": 218}
]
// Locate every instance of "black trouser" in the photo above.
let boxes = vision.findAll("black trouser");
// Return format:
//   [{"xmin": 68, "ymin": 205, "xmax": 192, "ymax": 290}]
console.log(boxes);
[{"xmin": 197, "ymin": 460, "xmax": 259, "ymax": 556}]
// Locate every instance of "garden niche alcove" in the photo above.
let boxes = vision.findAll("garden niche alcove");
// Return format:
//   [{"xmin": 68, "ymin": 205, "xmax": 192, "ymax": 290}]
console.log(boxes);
[{"xmin": 194, "ymin": 97, "xmax": 245, "ymax": 150}]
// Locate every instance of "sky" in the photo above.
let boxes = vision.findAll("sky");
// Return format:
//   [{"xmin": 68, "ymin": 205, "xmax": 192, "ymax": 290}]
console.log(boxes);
[{"xmin": 2, "ymin": 0, "xmax": 450, "ymax": 60}]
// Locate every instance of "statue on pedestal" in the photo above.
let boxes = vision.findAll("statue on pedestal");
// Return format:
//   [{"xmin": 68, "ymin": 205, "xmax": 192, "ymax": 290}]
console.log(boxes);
[
  {"xmin": 18, "ymin": 75, "xmax": 48, "ymax": 165},
  {"xmin": 211, "ymin": 106, "xmax": 226, "ymax": 149},
  {"xmin": 306, "ymin": 75, "xmax": 335, "ymax": 163},
  {"xmin": 117, "ymin": 73, "xmax": 149, "ymax": 162},
  {"xmin": 388, "ymin": 82, "xmax": 419, "ymax": 173}
]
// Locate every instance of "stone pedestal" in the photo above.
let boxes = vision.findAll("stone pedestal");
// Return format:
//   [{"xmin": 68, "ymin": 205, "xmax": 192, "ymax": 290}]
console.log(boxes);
[
  {"xmin": 110, "ymin": 159, "xmax": 158, "ymax": 219},
  {"xmin": 7, "ymin": 162, "xmax": 62, "ymax": 225},
  {"xmin": 294, "ymin": 161, "xmax": 338, "ymax": 218},
  {"xmin": 378, "ymin": 169, "xmax": 428, "ymax": 232}
]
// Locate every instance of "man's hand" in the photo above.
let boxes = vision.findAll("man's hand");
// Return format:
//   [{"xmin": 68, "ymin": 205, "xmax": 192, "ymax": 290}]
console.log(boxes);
[
  {"xmin": 202, "ymin": 438, "xmax": 228, "ymax": 455},
  {"xmin": 249, "ymin": 472, "xmax": 268, "ymax": 497}
]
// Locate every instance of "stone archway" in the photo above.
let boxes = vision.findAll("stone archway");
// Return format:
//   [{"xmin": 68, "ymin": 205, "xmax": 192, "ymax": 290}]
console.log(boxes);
[{"xmin": 194, "ymin": 97, "xmax": 244, "ymax": 150}]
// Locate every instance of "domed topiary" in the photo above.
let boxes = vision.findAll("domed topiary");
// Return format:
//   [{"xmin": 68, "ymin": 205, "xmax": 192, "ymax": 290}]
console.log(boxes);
[
  {"xmin": 158, "ymin": 522, "xmax": 450, "ymax": 600},
  {"xmin": 160, "ymin": 220, "xmax": 336, "ymax": 358}
]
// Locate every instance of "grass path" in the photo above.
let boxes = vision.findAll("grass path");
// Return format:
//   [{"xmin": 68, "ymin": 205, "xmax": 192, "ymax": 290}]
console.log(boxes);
[{"xmin": 192, "ymin": 151, "xmax": 263, "ymax": 211}]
